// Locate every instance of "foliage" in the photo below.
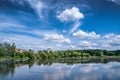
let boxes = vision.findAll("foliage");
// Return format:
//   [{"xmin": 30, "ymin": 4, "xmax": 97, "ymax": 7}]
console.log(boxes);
[
  {"xmin": 27, "ymin": 49, "xmax": 35, "ymax": 60},
  {"xmin": 1, "ymin": 42, "xmax": 120, "ymax": 60},
  {"xmin": 0, "ymin": 42, "xmax": 16, "ymax": 57}
]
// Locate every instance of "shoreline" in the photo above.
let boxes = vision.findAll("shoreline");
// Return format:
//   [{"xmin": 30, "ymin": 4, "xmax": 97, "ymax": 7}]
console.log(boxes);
[{"xmin": 0, "ymin": 56, "xmax": 120, "ymax": 62}]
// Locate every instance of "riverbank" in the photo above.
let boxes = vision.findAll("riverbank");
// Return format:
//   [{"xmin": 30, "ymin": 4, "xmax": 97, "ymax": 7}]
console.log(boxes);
[
  {"xmin": 1, "ymin": 56, "xmax": 120, "ymax": 62},
  {"xmin": 0, "ymin": 57, "xmax": 29, "ymax": 62}
]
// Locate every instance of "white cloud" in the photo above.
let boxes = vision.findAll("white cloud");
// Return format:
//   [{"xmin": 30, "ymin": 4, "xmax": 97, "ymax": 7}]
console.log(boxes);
[
  {"xmin": 1, "ymin": 31, "xmax": 120, "ymax": 50},
  {"xmin": 100, "ymin": 34, "xmax": 120, "ymax": 49},
  {"xmin": 79, "ymin": 41, "xmax": 98, "ymax": 47},
  {"xmin": 79, "ymin": 64, "xmax": 99, "ymax": 73},
  {"xmin": 58, "ymin": 45, "xmax": 76, "ymax": 50},
  {"xmin": 0, "ymin": 21, "xmax": 27, "ymax": 30},
  {"xmin": 102, "ymin": 44, "xmax": 111, "ymax": 48},
  {"xmin": 73, "ymin": 29, "xmax": 88, "ymax": 38},
  {"xmin": 55, "ymin": 44, "xmax": 75, "ymax": 50},
  {"xmin": 1, "ymin": 24, "xmax": 57, "ymax": 38},
  {"xmin": 0, "ymin": 33, "xmax": 71, "ymax": 51},
  {"xmin": 73, "ymin": 30, "xmax": 101, "ymax": 39},
  {"xmin": 57, "ymin": 7, "xmax": 84, "ymax": 33},
  {"xmin": 89, "ymin": 31, "xmax": 101, "ymax": 39},
  {"xmin": 57, "ymin": 7, "xmax": 84, "ymax": 22},
  {"xmin": 19, "ymin": 29, "xmax": 57, "ymax": 37},
  {"xmin": 35, "ymin": 1, "xmax": 44, "ymax": 18},
  {"xmin": 109, "ymin": 35, "xmax": 120, "ymax": 46},
  {"xmin": 70, "ymin": 45, "xmax": 75, "ymax": 49},
  {"xmin": 0, "ymin": 15, "xmax": 27, "ymax": 30},
  {"xmin": 0, "ymin": 34, "xmax": 45, "ymax": 51},
  {"xmin": 70, "ymin": 21, "xmax": 81, "ymax": 34},
  {"xmin": 56, "ymin": 44, "xmax": 62, "ymax": 47},
  {"xmin": 103, "ymin": 33, "xmax": 115, "ymax": 39},
  {"xmin": 28, "ymin": 0, "xmax": 45, "ymax": 19},
  {"xmin": 107, "ymin": 0, "xmax": 120, "ymax": 5},
  {"xmin": 44, "ymin": 34, "xmax": 71, "ymax": 43}
]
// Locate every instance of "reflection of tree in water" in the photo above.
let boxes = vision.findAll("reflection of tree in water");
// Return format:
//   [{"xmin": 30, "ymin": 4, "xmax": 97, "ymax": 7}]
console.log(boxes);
[
  {"xmin": 28, "ymin": 60, "xmax": 34, "ymax": 68},
  {"xmin": 37, "ymin": 59, "xmax": 53, "ymax": 66},
  {"xmin": 36, "ymin": 57, "xmax": 120, "ymax": 66},
  {"xmin": 0, "ymin": 61, "xmax": 15, "ymax": 77},
  {"xmin": 1, "ymin": 57, "xmax": 120, "ymax": 78},
  {"xmin": 0, "ymin": 60, "xmax": 34, "ymax": 78}
]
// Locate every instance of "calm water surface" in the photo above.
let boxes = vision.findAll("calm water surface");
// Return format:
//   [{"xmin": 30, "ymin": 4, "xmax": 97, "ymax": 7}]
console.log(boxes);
[{"xmin": 1, "ymin": 58, "xmax": 120, "ymax": 80}]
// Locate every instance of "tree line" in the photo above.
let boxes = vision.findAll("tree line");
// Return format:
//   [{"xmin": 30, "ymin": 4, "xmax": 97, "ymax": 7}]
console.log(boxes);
[{"xmin": 0, "ymin": 42, "xmax": 120, "ymax": 60}]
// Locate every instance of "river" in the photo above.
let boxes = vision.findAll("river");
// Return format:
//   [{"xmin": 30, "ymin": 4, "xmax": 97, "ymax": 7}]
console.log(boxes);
[{"xmin": 0, "ymin": 58, "xmax": 120, "ymax": 80}]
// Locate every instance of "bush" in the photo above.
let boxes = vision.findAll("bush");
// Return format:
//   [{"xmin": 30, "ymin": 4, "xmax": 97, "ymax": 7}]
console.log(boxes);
[{"xmin": 83, "ymin": 53, "xmax": 90, "ymax": 58}]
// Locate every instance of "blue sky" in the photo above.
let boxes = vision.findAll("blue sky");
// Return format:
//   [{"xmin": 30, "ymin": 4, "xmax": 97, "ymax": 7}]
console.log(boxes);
[{"xmin": 0, "ymin": 0, "xmax": 120, "ymax": 51}]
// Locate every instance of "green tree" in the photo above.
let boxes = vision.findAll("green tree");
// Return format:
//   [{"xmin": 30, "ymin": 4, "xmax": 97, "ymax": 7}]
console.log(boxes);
[
  {"xmin": 83, "ymin": 53, "xmax": 90, "ymax": 58},
  {"xmin": 39, "ymin": 52, "xmax": 48, "ymax": 59},
  {"xmin": 10, "ymin": 43, "xmax": 16, "ymax": 58},
  {"xmin": 27, "ymin": 49, "xmax": 35, "ymax": 60},
  {"xmin": 19, "ymin": 53, "xmax": 25, "ymax": 58},
  {"xmin": 100, "ymin": 50, "xmax": 104, "ymax": 57},
  {"xmin": 0, "ymin": 47, "xmax": 5, "ymax": 57},
  {"xmin": 35, "ymin": 53, "xmax": 41, "ymax": 59}
]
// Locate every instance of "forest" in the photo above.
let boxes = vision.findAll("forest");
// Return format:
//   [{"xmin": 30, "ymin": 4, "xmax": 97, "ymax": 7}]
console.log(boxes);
[{"xmin": 0, "ymin": 42, "xmax": 120, "ymax": 60}]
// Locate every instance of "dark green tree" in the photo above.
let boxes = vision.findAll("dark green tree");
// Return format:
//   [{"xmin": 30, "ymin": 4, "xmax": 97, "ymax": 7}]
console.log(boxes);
[{"xmin": 27, "ymin": 49, "xmax": 35, "ymax": 60}]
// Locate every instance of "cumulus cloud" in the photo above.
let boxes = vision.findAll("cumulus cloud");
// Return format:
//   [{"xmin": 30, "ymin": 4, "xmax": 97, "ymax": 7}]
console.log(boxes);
[
  {"xmin": 103, "ymin": 33, "xmax": 115, "ymax": 39},
  {"xmin": 89, "ymin": 31, "xmax": 101, "ymax": 39},
  {"xmin": 79, "ymin": 41, "xmax": 98, "ymax": 47},
  {"xmin": 57, "ymin": 7, "xmax": 84, "ymax": 22},
  {"xmin": 73, "ymin": 30, "xmax": 101, "ymax": 39},
  {"xmin": 70, "ymin": 45, "xmax": 75, "ymax": 49},
  {"xmin": 102, "ymin": 44, "xmax": 111, "ymax": 48},
  {"xmin": 101, "ymin": 34, "xmax": 120, "ymax": 49},
  {"xmin": 61, "ymin": 45, "xmax": 76, "ymax": 50},
  {"xmin": 0, "ymin": 34, "xmax": 45, "ymax": 51},
  {"xmin": 109, "ymin": 35, "xmax": 120, "ymax": 46},
  {"xmin": 101, "ymin": 33, "xmax": 120, "ymax": 48},
  {"xmin": 57, "ymin": 7, "xmax": 84, "ymax": 33},
  {"xmin": 73, "ymin": 29, "xmax": 88, "ymax": 38},
  {"xmin": 44, "ymin": 34, "xmax": 71, "ymax": 43},
  {"xmin": 2, "ymin": 0, "xmax": 120, "ymax": 51},
  {"xmin": 0, "ymin": 33, "xmax": 71, "ymax": 51}
]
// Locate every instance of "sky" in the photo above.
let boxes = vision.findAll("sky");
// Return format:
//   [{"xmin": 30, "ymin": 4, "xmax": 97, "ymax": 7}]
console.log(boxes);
[{"xmin": 0, "ymin": 0, "xmax": 120, "ymax": 51}]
